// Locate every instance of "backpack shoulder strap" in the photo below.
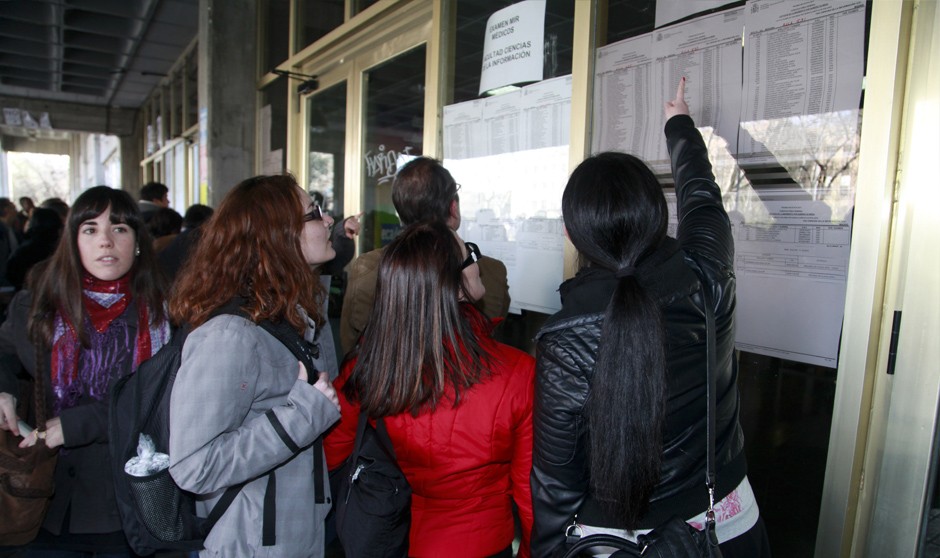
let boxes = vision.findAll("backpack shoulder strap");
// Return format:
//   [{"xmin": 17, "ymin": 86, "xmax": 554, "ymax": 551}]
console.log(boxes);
[{"xmin": 213, "ymin": 300, "xmax": 328, "ymax": 508}]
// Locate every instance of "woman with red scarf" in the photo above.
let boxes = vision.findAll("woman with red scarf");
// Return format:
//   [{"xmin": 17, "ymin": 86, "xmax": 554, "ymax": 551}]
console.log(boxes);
[{"xmin": 0, "ymin": 186, "xmax": 170, "ymax": 556}]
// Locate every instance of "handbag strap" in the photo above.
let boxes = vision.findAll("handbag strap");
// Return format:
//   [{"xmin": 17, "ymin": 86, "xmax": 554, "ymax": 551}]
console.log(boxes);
[
  {"xmin": 350, "ymin": 411, "xmax": 396, "ymax": 461},
  {"xmin": 561, "ymin": 534, "xmax": 641, "ymax": 558},
  {"xmin": 698, "ymin": 265, "xmax": 718, "ymax": 523},
  {"xmin": 32, "ymin": 347, "xmax": 49, "ymax": 431}
]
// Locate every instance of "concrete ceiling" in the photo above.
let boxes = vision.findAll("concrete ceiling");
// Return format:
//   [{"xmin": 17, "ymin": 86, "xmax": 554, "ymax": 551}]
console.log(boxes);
[{"xmin": 0, "ymin": 0, "xmax": 199, "ymax": 109}]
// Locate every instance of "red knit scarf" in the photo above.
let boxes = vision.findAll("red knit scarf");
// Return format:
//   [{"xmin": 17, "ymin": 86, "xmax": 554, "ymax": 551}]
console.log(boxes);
[{"xmin": 50, "ymin": 274, "xmax": 156, "ymax": 410}]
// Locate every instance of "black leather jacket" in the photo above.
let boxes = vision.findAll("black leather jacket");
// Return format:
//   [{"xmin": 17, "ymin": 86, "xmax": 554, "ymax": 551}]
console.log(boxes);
[{"xmin": 530, "ymin": 115, "xmax": 746, "ymax": 557}]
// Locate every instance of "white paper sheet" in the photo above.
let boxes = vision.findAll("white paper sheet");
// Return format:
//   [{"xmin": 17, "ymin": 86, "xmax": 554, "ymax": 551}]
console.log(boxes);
[
  {"xmin": 260, "ymin": 104, "xmax": 272, "ymax": 157},
  {"xmin": 445, "ymin": 76, "xmax": 572, "ymax": 313},
  {"xmin": 666, "ymin": 186, "xmax": 852, "ymax": 367},
  {"xmin": 448, "ymin": 146, "xmax": 568, "ymax": 314},
  {"xmin": 263, "ymin": 148, "xmax": 283, "ymax": 175},
  {"xmin": 479, "ymin": 0, "xmax": 546, "ymax": 95},
  {"xmin": 739, "ymin": 0, "xmax": 866, "ymax": 161},
  {"xmin": 593, "ymin": 35, "xmax": 654, "ymax": 155},
  {"xmin": 521, "ymin": 75, "xmax": 572, "ymax": 150},
  {"xmin": 443, "ymin": 100, "xmax": 484, "ymax": 160},
  {"xmin": 592, "ymin": 8, "xmax": 743, "ymax": 171},
  {"xmin": 647, "ymin": 7, "xmax": 745, "ymax": 169},
  {"xmin": 482, "ymin": 89, "xmax": 525, "ymax": 156}
]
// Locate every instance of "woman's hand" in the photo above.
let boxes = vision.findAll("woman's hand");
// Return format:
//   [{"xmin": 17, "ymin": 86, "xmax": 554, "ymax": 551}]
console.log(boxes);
[
  {"xmin": 19, "ymin": 416, "xmax": 64, "ymax": 449},
  {"xmin": 663, "ymin": 77, "xmax": 690, "ymax": 120},
  {"xmin": 342, "ymin": 213, "xmax": 363, "ymax": 240},
  {"xmin": 0, "ymin": 392, "xmax": 18, "ymax": 435},
  {"xmin": 297, "ymin": 360, "xmax": 309, "ymax": 383},
  {"xmin": 298, "ymin": 363, "xmax": 340, "ymax": 411},
  {"xmin": 313, "ymin": 372, "xmax": 340, "ymax": 412}
]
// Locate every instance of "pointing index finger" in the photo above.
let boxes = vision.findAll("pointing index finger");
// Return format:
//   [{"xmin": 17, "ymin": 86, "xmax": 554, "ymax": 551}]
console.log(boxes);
[{"xmin": 676, "ymin": 77, "xmax": 686, "ymax": 103}]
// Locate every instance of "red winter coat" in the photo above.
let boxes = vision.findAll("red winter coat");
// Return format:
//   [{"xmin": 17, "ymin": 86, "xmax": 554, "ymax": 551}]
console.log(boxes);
[{"xmin": 324, "ymin": 315, "xmax": 535, "ymax": 558}]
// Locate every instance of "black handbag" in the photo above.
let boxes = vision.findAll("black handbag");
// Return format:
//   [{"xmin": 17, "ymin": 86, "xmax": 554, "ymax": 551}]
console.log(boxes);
[
  {"xmin": 563, "ymin": 278, "xmax": 723, "ymax": 558},
  {"xmin": 332, "ymin": 412, "xmax": 411, "ymax": 558}
]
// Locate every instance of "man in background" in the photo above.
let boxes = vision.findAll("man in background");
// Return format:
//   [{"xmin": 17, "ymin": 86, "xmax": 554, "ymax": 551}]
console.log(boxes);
[
  {"xmin": 339, "ymin": 157, "xmax": 510, "ymax": 352},
  {"xmin": 139, "ymin": 181, "xmax": 170, "ymax": 223}
]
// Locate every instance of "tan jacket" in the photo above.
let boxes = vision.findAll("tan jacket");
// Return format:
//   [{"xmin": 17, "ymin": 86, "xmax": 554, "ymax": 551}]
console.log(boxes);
[{"xmin": 338, "ymin": 247, "xmax": 511, "ymax": 352}]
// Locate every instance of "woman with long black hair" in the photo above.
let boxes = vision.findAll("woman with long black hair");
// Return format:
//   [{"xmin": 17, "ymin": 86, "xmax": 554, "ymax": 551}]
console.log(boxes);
[{"xmin": 530, "ymin": 80, "xmax": 771, "ymax": 557}]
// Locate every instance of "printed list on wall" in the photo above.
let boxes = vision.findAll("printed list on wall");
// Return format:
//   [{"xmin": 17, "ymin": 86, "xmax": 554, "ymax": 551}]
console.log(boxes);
[
  {"xmin": 444, "ymin": 75, "xmax": 572, "ymax": 314},
  {"xmin": 595, "ymin": 0, "xmax": 865, "ymax": 367}
]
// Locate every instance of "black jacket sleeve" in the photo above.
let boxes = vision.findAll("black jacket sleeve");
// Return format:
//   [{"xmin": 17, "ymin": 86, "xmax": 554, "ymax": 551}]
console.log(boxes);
[
  {"xmin": 0, "ymin": 290, "xmax": 35, "ymax": 396},
  {"xmin": 666, "ymin": 114, "xmax": 734, "ymax": 271}
]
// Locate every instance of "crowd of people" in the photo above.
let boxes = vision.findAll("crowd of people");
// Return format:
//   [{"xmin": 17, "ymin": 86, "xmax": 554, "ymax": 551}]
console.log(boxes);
[{"xmin": 0, "ymin": 81, "xmax": 769, "ymax": 557}]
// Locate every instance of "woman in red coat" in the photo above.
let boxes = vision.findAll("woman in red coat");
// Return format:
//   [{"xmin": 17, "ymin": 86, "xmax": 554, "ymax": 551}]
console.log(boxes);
[{"xmin": 324, "ymin": 220, "xmax": 534, "ymax": 558}]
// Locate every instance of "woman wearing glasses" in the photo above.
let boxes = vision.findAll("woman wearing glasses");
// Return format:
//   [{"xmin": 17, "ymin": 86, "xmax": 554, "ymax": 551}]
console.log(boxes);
[
  {"xmin": 167, "ymin": 174, "xmax": 342, "ymax": 557},
  {"xmin": 324, "ymin": 221, "xmax": 535, "ymax": 558}
]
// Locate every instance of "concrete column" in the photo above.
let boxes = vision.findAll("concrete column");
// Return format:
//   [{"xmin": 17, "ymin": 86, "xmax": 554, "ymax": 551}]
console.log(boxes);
[
  {"xmin": 120, "ymin": 131, "xmax": 142, "ymax": 196},
  {"xmin": 198, "ymin": 0, "xmax": 257, "ymax": 206}
]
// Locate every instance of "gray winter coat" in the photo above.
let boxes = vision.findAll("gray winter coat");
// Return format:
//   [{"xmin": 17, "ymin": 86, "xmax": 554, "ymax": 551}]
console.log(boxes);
[{"xmin": 169, "ymin": 313, "xmax": 340, "ymax": 557}]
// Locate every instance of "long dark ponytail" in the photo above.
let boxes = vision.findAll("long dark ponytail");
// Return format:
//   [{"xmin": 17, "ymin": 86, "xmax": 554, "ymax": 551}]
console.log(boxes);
[{"xmin": 562, "ymin": 152, "xmax": 668, "ymax": 528}]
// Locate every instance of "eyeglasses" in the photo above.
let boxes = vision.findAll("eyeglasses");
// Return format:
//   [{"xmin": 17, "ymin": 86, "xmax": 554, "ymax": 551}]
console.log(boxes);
[
  {"xmin": 303, "ymin": 205, "xmax": 333, "ymax": 231},
  {"xmin": 461, "ymin": 241, "xmax": 482, "ymax": 270},
  {"xmin": 303, "ymin": 205, "xmax": 324, "ymax": 222}
]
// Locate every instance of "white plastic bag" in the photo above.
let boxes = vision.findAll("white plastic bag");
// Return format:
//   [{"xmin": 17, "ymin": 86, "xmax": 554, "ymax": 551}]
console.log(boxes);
[{"xmin": 124, "ymin": 434, "xmax": 170, "ymax": 477}]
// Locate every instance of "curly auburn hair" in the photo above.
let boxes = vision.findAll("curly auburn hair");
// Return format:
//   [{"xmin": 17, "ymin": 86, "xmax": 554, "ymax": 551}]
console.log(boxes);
[{"xmin": 169, "ymin": 174, "xmax": 324, "ymax": 331}]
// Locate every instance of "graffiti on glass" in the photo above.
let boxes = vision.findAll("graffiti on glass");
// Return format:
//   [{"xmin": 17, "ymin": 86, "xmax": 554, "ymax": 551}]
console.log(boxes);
[{"xmin": 364, "ymin": 145, "xmax": 416, "ymax": 185}]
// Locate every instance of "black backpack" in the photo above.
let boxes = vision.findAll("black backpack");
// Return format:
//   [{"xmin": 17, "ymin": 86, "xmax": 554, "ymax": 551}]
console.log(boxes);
[
  {"xmin": 331, "ymin": 411, "xmax": 412, "ymax": 558},
  {"xmin": 109, "ymin": 305, "xmax": 323, "ymax": 556}
]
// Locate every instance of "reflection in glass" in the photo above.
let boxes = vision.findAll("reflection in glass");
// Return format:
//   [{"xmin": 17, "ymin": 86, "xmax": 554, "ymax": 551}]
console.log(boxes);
[
  {"xmin": 260, "ymin": 77, "xmax": 288, "ymax": 173},
  {"xmin": 738, "ymin": 110, "xmax": 861, "ymax": 222},
  {"xmin": 297, "ymin": 0, "xmax": 345, "ymax": 51},
  {"xmin": 307, "ymin": 82, "xmax": 347, "ymax": 216},
  {"xmin": 605, "ymin": 0, "xmax": 656, "ymax": 44},
  {"xmin": 352, "ymin": 0, "xmax": 381, "ymax": 17},
  {"xmin": 361, "ymin": 45, "xmax": 426, "ymax": 253},
  {"xmin": 261, "ymin": 0, "xmax": 290, "ymax": 75}
]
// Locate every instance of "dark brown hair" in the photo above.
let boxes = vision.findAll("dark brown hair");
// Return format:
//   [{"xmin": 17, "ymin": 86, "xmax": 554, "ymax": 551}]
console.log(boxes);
[
  {"xmin": 170, "ymin": 174, "xmax": 324, "ymax": 331},
  {"xmin": 343, "ymin": 221, "xmax": 492, "ymax": 417},
  {"xmin": 391, "ymin": 157, "xmax": 458, "ymax": 226},
  {"xmin": 28, "ymin": 186, "xmax": 166, "ymax": 347}
]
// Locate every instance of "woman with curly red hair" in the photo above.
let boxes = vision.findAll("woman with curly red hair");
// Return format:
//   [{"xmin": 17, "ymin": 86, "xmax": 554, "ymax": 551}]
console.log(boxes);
[{"xmin": 168, "ymin": 174, "xmax": 341, "ymax": 557}]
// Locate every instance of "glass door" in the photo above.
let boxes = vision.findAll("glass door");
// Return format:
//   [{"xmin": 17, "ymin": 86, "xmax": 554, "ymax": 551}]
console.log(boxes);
[
  {"xmin": 307, "ymin": 81, "xmax": 348, "ymax": 217},
  {"xmin": 861, "ymin": 0, "xmax": 940, "ymax": 554},
  {"xmin": 360, "ymin": 45, "xmax": 427, "ymax": 253}
]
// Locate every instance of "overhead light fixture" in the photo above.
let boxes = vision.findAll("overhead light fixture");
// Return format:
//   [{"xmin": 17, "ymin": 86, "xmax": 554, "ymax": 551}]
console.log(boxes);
[{"xmin": 273, "ymin": 69, "xmax": 319, "ymax": 95}]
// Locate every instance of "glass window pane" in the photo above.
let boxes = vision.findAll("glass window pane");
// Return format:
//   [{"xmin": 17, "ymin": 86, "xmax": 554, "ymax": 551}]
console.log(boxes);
[
  {"xmin": 605, "ymin": 0, "xmax": 656, "ymax": 44},
  {"xmin": 186, "ymin": 48, "xmax": 198, "ymax": 129},
  {"xmin": 260, "ymin": 77, "xmax": 288, "ymax": 173},
  {"xmin": 361, "ymin": 45, "xmax": 426, "ymax": 253},
  {"xmin": 452, "ymin": 0, "xmax": 574, "ymax": 103},
  {"xmin": 351, "ymin": 0, "xmax": 381, "ymax": 17},
  {"xmin": 297, "ymin": 0, "xmax": 345, "ymax": 51},
  {"xmin": 261, "ymin": 0, "xmax": 291, "ymax": 74},
  {"xmin": 307, "ymin": 82, "xmax": 347, "ymax": 216}
]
